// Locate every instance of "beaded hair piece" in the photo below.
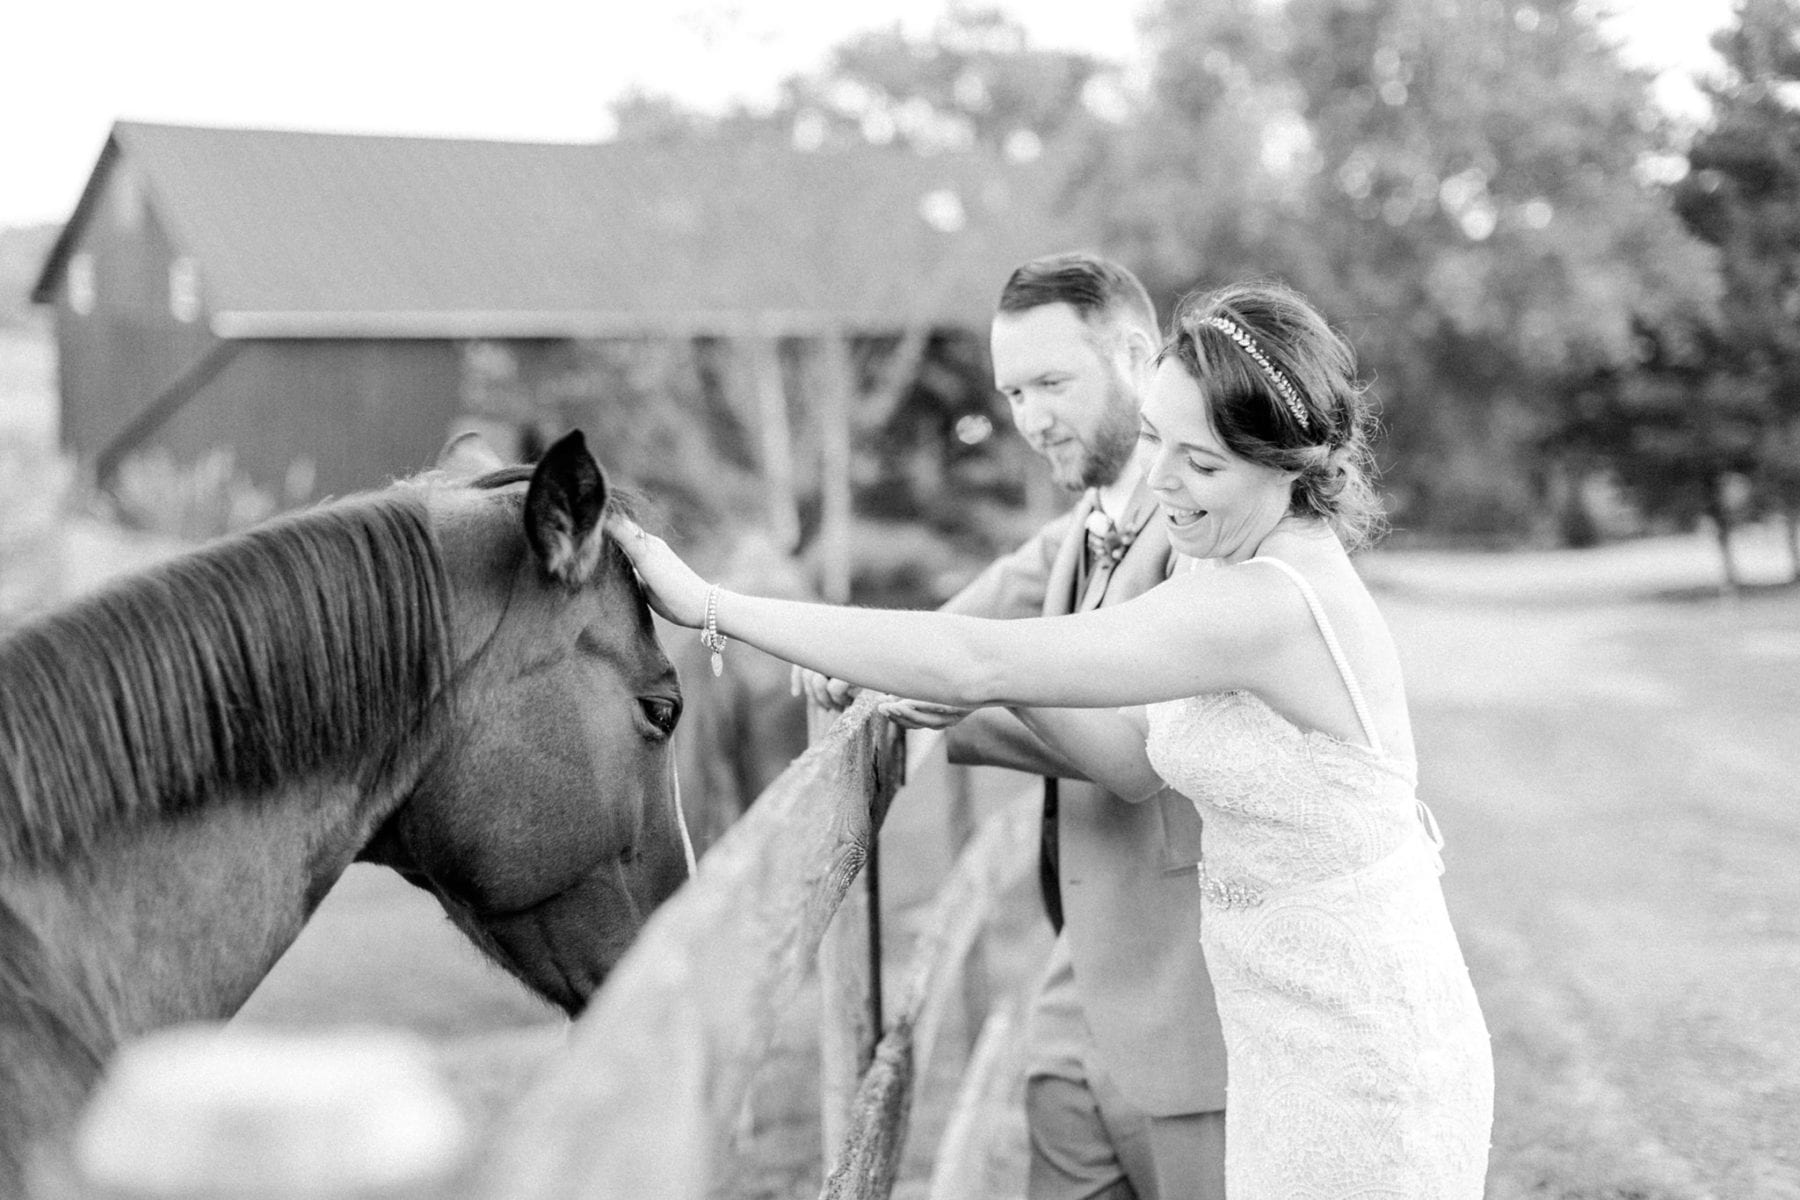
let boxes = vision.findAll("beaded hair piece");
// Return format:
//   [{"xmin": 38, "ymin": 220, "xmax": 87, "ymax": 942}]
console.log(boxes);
[{"xmin": 1201, "ymin": 315, "xmax": 1311, "ymax": 430}]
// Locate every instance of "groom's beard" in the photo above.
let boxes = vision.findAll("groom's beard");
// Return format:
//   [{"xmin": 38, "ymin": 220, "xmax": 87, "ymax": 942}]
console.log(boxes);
[{"xmin": 1061, "ymin": 370, "xmax": 1141, "ymax": 492}]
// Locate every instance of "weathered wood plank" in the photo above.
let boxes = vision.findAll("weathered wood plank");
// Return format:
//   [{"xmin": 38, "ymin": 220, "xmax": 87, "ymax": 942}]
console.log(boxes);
[
  {"xmin": 898, "ymin": 795, "xmax": 1035, "ymax": 1092},
  {"xmin": 940, "ymin": 759, "xmax": 991, "ymax": 1060},
  {"xmin": 820, "ymin": 881, "xmax": 877, "ymax": 1163},
  {"xmin": 925, "ymin": 997, "xmax": 1032, "ymax": 1200},
  {"xmin": 471, "ymin": 696, "xmax": 903, "ymax": 1200},
  {"xmin": 817, "ymin": 794, "xmax": 1037, "ymax": 1200},
  {"xmin": 819, "ymin": 1035, "xmax": 913, "ymax": 1200},
  {"xmin": 819, "ymin": 702, "xmax": 882, "ymax": 1161}
]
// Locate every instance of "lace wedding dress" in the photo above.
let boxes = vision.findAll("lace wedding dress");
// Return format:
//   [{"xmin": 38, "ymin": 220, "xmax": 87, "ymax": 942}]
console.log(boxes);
[{"xmin": 1145, "ymin": 556, "xmax": 1492, "ymax": 1198}]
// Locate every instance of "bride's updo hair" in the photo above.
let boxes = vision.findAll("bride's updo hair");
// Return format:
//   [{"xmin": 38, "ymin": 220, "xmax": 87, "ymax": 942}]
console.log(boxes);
[{"xmin": 1161, "ymin": 281, "xmax": 1384, "ymax": 549}]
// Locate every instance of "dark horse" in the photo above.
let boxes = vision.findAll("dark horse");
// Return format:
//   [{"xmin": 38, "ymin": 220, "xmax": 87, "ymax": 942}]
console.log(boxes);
[{"xmin": 0, "ymin": 431, "xmax": 689, "ymax": 1189}]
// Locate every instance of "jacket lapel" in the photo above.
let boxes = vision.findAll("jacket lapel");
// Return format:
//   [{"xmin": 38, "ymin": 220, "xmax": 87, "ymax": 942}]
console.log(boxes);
[
  {"xmin": 1077, "ymin": 476, "xmax": 1165, "ymax": 612},
  {"xmin": 1042, "ymin": 493, "xmax": 1093, "ymax": 617}
]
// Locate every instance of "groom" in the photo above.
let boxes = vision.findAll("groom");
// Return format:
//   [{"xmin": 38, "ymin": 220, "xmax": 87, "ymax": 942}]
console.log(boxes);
[{"xmin": 809, "ymin": 253, "xmax": 1226, "ymax": 1198}]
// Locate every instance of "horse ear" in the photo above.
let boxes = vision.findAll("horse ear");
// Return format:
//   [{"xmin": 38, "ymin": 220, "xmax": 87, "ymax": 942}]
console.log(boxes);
[
  {"xmin": 525, "ymin": 430, "xmax": 609, "ymax": 586},
  {"xmin": 437, "ymin": 430, "xmax": 507, "ymax": 479}
]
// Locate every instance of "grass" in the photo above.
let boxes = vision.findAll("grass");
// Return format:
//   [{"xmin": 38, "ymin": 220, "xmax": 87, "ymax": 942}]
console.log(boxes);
[{"xmin": 1389, "ymin": 580, "xmax": 1800, "ymax": 1200}]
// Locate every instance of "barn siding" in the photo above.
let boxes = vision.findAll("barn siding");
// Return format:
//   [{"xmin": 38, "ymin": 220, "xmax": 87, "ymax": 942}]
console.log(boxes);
[
  {"xmin": 52, "ymin": 161, "xmax": 212, "ymax": 462},
  {"xmin": 149, "ymin": 339, "xmax": 464, "ymax": 502},
  {"xmin": 46, "ymin": 152, "xmax": 465, "ymax": 503}
]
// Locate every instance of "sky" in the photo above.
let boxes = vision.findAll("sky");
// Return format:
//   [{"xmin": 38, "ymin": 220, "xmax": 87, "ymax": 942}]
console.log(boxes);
[{"xmin": 0, "ymin": 0, "xmax": 1740, "ymax": 229}]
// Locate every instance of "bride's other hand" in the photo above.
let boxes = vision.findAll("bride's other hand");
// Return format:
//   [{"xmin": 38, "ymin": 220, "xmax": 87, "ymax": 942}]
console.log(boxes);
[{"xmin": 605, "ymin": 515, "xmax": 709, "ymax": 628}]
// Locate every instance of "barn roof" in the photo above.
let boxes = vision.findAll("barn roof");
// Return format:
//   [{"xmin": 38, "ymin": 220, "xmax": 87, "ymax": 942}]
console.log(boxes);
[{"xmin": 32, "ymin": 120, "xmax": 1082, "ymax": 338}]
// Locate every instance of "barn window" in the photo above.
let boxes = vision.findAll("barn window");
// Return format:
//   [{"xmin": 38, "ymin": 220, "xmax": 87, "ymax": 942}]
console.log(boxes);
[
  {"xmin": 169, "ymin": 257, "xmax": 200, "ymax": 323},
  {"xmin": 68, "ymin": 252, "xmax": 96, "ymax": 316}
]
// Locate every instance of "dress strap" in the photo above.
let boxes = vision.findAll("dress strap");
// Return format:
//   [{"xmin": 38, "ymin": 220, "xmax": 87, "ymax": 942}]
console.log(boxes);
[{"xmin": 1244, "ymin": 556, "xmax": 1383, "ymax": 754}]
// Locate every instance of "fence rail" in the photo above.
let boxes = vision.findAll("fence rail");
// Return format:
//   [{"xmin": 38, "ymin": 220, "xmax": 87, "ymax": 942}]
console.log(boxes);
[
  {"xmin": 821, "ymin": 789, "xmax": 1036, "ymax": 1198},
  {"xmin": 473, "ymin": 694, "xmax": 905, "ymax": 1198},
  {"xmin": 475, "ymin": 693, "xmax": 1040, "ymax": 1200}
]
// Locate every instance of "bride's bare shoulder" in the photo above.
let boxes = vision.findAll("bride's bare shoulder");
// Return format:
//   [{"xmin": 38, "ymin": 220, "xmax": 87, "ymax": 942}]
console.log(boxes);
[{"xmin": 1153, "ymin": 554, "xmax": 1318, "ymax": 642}]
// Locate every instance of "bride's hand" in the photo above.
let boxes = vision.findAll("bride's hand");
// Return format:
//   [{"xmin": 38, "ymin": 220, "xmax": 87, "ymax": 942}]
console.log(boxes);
[{"xmin": 605, "ymin": 515, "xmax": 710, "ymax": 628}]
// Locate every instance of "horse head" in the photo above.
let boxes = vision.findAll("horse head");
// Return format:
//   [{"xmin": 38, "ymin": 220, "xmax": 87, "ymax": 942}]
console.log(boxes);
[{"xmin": 361, "ymin": 431, "xmax": 689, "ymax": 1014}]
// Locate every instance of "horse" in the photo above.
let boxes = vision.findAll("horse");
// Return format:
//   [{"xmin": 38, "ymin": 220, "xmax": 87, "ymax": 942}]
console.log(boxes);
[{"xmin": 0, "ymin": 429, "xmax": 690, "ymax": 1190}]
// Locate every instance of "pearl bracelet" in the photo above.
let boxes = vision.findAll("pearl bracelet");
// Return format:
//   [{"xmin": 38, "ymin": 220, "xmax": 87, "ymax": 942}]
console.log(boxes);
[{"xmin": 700, "ymin": 584, "xmax": 728, "ymax": 676}]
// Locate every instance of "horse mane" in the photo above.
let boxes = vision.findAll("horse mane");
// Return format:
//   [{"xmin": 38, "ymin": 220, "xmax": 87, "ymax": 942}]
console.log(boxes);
[{"xmin": 0, "ymin": 492, "xmax": 454, "ymax": 866}]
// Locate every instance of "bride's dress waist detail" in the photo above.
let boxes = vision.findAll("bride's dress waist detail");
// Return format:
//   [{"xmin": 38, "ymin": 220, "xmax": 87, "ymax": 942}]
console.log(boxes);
[{"xmin": 1146, "ymin": 688, "xmax": 1438, "ymax": 901}]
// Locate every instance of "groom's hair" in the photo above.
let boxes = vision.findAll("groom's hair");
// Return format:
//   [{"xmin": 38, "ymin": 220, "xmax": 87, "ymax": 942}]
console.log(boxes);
[{"xmin": 997, "ymin": 252, "xmax": 1159, "ymax": 345}]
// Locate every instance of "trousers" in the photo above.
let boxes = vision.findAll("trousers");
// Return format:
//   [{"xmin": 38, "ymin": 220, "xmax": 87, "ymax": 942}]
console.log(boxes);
[{"xmin": 1025, "ymin": 934, "xmax": 1225, "ymax": 1200}]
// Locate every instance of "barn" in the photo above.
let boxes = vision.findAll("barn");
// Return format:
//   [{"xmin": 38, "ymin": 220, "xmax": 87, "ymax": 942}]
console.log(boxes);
[{"xmin": 29, "ymin": 120, "xmax": 1076, "ymax": 515}]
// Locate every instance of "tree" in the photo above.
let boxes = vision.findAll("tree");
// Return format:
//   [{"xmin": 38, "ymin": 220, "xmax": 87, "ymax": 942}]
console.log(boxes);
[
  {"xmin": 763, "ymin": 5, "xmax": 1119, "ymax": 160},
  {"xmin": 1292, "ymin": 0, "xmax": 1721, "ymax": 540},
  {"xmin": 1109, "ymin": 0, "xmax": 1718, "ymax": 542},
  {"xmin": 1068, "ymin": 0, "xmax": 1295, "ymax": 305},
  {"xmin": 1672, "ymin": 0, "xmax": 1800, "ymax": 581},
  {"xmin": 596, "ymin": 8, "xmax": 1121, "ymax": 600},
  {"xmin": 609, "ymin": 90, "xmax": 722, "ymax": 145},
  {"xmin": 1558, "ymin": 320, "xmax": 1764, "ymax": 584}
]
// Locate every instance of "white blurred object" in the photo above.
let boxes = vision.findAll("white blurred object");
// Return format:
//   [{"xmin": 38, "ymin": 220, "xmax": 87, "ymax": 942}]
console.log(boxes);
[
  {"xmin": 917, "ymin": 187, "xmax": 967, "ymax": 233},
  {"xmin": 73, "ymin": 1024, "xmax": 467, "ymax": 1198}
]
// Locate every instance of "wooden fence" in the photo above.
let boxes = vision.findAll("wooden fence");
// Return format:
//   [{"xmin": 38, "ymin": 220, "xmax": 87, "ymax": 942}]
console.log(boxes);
[{"xmin": 474, "ymin": 692, "xmax": 1039, "ymax": 1199}]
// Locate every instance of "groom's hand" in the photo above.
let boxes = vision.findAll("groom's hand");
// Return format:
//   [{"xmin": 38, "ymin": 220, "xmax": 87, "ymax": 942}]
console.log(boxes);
[
  {"xmin": 876, "ymin": 697, "xmax": 975, "ymax": 731},
  {"xmin": 792, "ymin": 666, "xmax": 858, "ymax": 711},
  {"xmin": 792, "ymin": 667, "xmax": 972, "ymax": 729}
]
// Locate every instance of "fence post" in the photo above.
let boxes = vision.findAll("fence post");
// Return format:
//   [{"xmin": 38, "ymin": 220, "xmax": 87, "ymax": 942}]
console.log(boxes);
[{"xmin": 815, "ymin": 699, "xmax": 895, "ymax": 1161}]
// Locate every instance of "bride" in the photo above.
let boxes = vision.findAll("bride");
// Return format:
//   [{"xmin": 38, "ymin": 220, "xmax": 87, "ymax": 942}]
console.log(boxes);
[{"xmin": 611, "ymin": 280, "xmax": 1493, "ymax": 1198}]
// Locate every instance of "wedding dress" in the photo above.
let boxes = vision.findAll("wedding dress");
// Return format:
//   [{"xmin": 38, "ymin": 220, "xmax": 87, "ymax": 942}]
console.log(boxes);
[{"xmin": 1145, "ymin": 556, "xmax": 1492, "ymax": 1198}]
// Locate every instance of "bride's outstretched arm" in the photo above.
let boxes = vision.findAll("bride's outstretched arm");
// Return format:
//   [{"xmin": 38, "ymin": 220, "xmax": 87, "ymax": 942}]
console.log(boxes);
[
  {"xmin": 608, "ymin": 515, "xmax": 1293, "ymax": 710},
  {"xmin": 1008, "ymin": 706, "xmax": 1165, "ymax": 802}
]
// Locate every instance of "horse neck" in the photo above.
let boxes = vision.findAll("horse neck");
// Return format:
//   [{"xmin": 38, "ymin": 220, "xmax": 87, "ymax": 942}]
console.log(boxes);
[
  {"xmin": 2, "ymin": 773, "xmax": 410, "ymax": 1054},
  {"xmin": 0, "ymin": 759, "xmax": 432, "ymax": 1189}
]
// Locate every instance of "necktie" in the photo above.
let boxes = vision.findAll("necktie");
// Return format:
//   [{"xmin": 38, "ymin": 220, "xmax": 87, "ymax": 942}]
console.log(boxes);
[
  {"xmin": 1039, "ymin": 776, "xmax": 1062, "ymax": 933},
  {"xmin": 1042, "ymin": 505, "xmax": 1123, "ymax": 933}
]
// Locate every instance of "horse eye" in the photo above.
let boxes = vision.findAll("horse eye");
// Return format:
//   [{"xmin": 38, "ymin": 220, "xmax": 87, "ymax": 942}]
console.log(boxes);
[{"xmin": 638, "ymin": 696, "xmax": 680, "ymax": 737}]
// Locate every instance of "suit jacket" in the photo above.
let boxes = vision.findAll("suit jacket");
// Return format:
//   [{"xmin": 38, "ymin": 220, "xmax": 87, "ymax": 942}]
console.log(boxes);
[{"xmin": 942, "ymin": 478, "xmax": 1228, "ymax": 1116}]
